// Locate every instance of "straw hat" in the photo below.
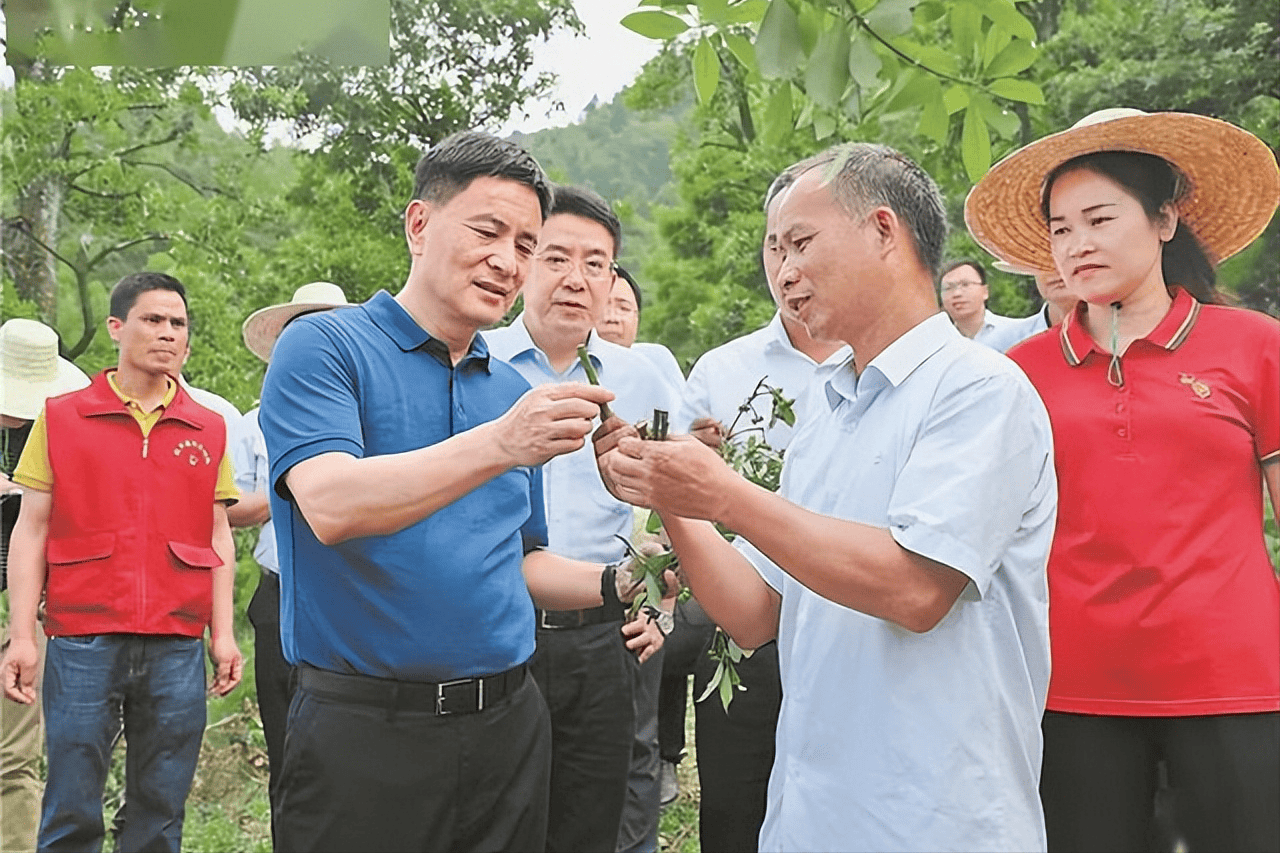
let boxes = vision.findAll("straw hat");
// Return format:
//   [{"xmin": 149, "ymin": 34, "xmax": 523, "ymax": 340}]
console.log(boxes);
[
  {"xmin": 0, "ymin": 319, "xmax": 91, "ymax": 421},
  {"xmin": 992, "ymin": 259, "xmax": 1048, "ymax": 276},
  {"xmin": 241, "ymin": 282, "xmax": 350, "ymax": 362},
  {"xmin": 965, "ymin": 108, "xmax": 1280, "ymax": 274}
]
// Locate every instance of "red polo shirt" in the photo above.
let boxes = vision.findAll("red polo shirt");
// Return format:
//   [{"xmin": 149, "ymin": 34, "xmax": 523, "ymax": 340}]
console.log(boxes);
[{"xmin": 1009, "ymin": 287, "xmax": 1279, "ymax": 716}]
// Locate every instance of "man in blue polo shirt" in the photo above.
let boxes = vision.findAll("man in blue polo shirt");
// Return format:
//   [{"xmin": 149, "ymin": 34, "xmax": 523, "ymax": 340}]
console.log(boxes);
[
  {"xmin": 485, "ymin": 185, "xmax": 679, "ymax": 853},
  {"xmin": 260, "ymin": 132, "xmax": 625, "ymax": 852}
]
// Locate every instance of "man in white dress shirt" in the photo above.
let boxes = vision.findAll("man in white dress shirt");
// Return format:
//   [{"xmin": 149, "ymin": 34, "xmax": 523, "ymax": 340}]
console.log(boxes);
[
  {"xmin": 939, "ymin": 258, "xmax": 1020, "ymax": 350},
  {"xmin": 596, "ymin": 143, "xmax": 1056, "ymax": 852},
  {"xmin": 484, "ymin": 185, "xmax": 675, "ymax": 853},
  {"xmin": 667, "ymin": 163, "xmax": 850, "ymax": 853}
]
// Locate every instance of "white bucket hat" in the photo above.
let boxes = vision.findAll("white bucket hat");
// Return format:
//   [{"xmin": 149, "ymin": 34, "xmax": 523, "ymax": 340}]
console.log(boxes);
[
  {"xmin": 0, "ymin": 319, "xmax": 92, "ymax": 420},
  {"xmin": 241, "ymin": 282, "xmax": 351, "ymax": 363}
]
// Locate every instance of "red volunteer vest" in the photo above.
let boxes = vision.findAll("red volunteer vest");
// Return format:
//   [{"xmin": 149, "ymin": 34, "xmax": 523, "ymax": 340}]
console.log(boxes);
[{"xmin": 43, "ymin": 370, "xmax": 226, "ymax": 637}]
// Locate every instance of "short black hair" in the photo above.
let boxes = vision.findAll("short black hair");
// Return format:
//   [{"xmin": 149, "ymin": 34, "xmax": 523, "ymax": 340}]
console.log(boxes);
[
  {"xmin": 109, "ymin": 272, "xmax": 188, "ymax": 321},
  {"xmin": 940, "ymin": 259, "xmax": 987, "ymax": 284},
  {"xmin": 614, "ymin": 265, "xmax": 642, "ymax": 315},
  {"xmin": 548, "ymin": 184, "xmax": 623, "ymax": 257},
  {"xmin": 412, "ymin": 131, "xmax": 553, "ymax": 220}
]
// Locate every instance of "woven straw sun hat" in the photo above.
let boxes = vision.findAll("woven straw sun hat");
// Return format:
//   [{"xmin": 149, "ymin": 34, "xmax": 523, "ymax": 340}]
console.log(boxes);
[
  {"xmin": 241, "ymin": 282, "xmax": 350, "ymax": 363},
  {"xmin": 0, "ymin": 319, "xmax": 91, "ymax": 421},
  {"xmin": 965, "ymin": 108, "xmax": 1280, "ymax": 274}
]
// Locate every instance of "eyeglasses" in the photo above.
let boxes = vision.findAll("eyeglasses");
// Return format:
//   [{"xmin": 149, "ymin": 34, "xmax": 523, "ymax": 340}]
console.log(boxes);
[
  {"xmin": 940, "ymin": 280, "xmax": 983, "ymax": 293},
  {"xmin": 538, "ymin": 253, "xmax": 615, "ymax": 284}
]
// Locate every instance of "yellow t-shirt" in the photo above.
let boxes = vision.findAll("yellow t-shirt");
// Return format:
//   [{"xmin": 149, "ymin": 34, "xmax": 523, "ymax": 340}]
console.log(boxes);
[{"xmin": 14, "ymin": 371, "xmax": 238, "ymax": 502}]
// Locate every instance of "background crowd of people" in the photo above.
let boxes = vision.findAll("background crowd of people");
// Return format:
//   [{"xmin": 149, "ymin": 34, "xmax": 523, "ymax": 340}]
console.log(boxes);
[{"xmin": 1, "ymin": 105, "xmax": 1277, "ymax": 853}]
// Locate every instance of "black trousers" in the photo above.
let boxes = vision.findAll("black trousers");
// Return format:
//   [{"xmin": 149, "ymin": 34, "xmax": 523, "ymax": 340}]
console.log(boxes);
[
  {"xmin": 529, "ymin": 621, "xmax": 635, "ymax": 853},
  {"xmin": 691, "ymin": 640, "xmax": 781, "ymax": 853},
  {"xmin": 245, "ymin": 569, "xmax": 294, "ymax": 841},
  {"xmin": 275, "ymin": 667, "xmax": 551, "ymax": 852},
  {"xmin": 657, "ymin": 598, "xmax": 715, "ymax": 764},
  {"xmin": 1042, "ymin": 710, "xmax": 1280, "ymax": 853}
]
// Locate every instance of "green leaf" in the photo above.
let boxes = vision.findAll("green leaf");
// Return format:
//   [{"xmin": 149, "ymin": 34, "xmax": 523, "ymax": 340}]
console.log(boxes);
[
  {"xmin": 981, "ymin": 21, "xmax": 1013, "ymax": 66},
  {"xmin": 984, "ymin": 39, "xmax": 1038, "ymax": 78},
  {"xmin": 718, "ymin": 668, "xmax": 735, "ymax": 710},
  {"xmin": 918, "ymin": 90, "xmax": 949, "ymax": 143},
  {"xmin": 988, "ymin": 77, "xmax": 1045, "ymax": 105},
  {"xmin": 755, "ymin": 0, "xmax": 804, "ymax": 79},
  {"xmin": 884, "ymin": 67, "xmax": 934, "ymax": 113},
  {"xmin": 693, "ymin": 36, "xmax": 722, "ymax": 104},
  {"xmin": 972, "ymin": 91, "xmax": 1021, "ymax": 137},
  {"xmin": 761, "ymin": 83, "xmax": 794, "ymax": 144},
  {"xmin": 973, "ymin": 0, "xmax": 1037, "ymax": 41},
  {"xmin": 943, "ymin": 83, "xmax": 969, "ymax": 114},
  {"xmin": 698, "ymin": 662, "xmax": 726, "ymax": 703},
  {"xmin": 847, "ymin": 34, "xmax": 883, "ymax": 90},
  {"xmin": 724, "ymin": 0, "xmax": 770, "ymax": 23},
  {"xmin": 813, "ymin": 110, "xmax": 836, "ymax": 140},
  {"xmin": 949, "ymin": 2, "xmax": 983, "ymax": 58},
  {"xmin": 890, "ymin": 37, "xmax": 960, "ymax": 75},
  {"xmin": 696, "ymin": 0, "xmax": 732, "ymax": 24},
  {"xmin": 962, "ymin": 102, "xmax": 992, "ymax": 182},
  {"xmin": 805, "ymin": 19, "xmax": 851, "ymax": 108},
  {"xmin": 621, "ymin": 10, "xmax": 690, "ymax": 40},
  {"xmin": 865, "ymin": 0, "xmax": 918, "ymax": 38},
  {"xmin": 645, "ymin": 510, "xmax": 664, "ymax": 534},
  {"xmin": 645, "ymin": 573, "xmax": 663, "ymax": 608},
  {"xmin": 724, "ymin": 32, "xmax": 759, "ymax": 73}
]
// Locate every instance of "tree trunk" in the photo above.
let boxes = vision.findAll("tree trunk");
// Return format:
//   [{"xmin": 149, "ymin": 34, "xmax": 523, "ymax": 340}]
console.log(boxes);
[{"xmin": 3, "ymin": 174, "xmax": 63, "ymax": 324}]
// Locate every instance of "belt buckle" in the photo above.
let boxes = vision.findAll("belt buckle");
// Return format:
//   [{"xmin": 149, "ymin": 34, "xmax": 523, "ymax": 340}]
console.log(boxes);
[
  {"xmin": 436, "ymin": 677, "xmax": 482, "ymax": 715},
  {"xmin": 538, "ymin": 609, "xmax": 555, "ymax": 629}
]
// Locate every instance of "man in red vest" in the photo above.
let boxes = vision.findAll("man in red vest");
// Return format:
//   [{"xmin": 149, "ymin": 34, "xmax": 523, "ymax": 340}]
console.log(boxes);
[{"xmin": 0, "ymin": 271, "xmax": 242, "ymax": 853}]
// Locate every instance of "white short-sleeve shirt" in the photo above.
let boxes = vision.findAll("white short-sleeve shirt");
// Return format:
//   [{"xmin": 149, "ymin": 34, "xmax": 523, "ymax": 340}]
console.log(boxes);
[{"xmin": 740, "ymin": 312, "xmax": 1056, "ymax": 852}]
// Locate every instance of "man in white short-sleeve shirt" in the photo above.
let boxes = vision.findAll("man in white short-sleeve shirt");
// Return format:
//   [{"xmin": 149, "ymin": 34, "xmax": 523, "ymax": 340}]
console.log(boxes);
[{"xmin": 595, "ymin": 143, "xmax": 1056, "ymax": 852}]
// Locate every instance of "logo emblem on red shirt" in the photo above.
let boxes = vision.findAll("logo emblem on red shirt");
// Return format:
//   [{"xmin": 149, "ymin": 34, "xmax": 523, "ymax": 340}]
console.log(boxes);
[
  {"xmin": 173, "ymin": 439, "xmax": 212, "ymax": 466},
  {"xmin": 1178, "ymin": 373, "xmax": 1211, "ymax": 399}
]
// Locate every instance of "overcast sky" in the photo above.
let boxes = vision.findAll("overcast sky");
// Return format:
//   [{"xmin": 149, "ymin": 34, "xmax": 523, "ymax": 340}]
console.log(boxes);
[{"xmin": 501, "ymin": 0, "xmax": 663, "ymax": 135}]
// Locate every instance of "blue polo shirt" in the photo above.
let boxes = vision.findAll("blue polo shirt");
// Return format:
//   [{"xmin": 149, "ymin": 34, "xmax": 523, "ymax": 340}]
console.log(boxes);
[{"xmin": 260, "ymin": 290, "xmax": 546, "ymax": 681}]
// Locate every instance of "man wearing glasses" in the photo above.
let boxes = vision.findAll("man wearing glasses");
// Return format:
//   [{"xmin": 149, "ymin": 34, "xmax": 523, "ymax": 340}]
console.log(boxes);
[
  {"xmin": 485, "ymin": 185, "xmax": 678, "ymax": 853},
  {"xmin": 938, "ymin": 258, "xmax": 1019, "ymax": 348}
]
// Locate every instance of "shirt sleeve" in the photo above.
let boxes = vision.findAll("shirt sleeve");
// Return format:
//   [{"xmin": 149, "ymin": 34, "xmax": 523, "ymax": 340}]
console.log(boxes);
[
  {"xmin": 886, "ymin": 365, "xmax": 1056, "ymax": 596},
  {"xmin": 1252, "ymin": 317, "xmax": 1279, "ymax": 463},
  {"xmin": 735, "ymin": 534, "xmax": 786, "ymax": 594},
  {"xmin": 228, "ymin": 411, "xmax": 259, "ymax": 494},
  {"xmin": 520, "ymin": 465, "xmax": 549, "ymax": 554},
  {"xmin": 260, "ymin": 317, "xmax": 366, "ymax": 500},
  {"xmin": 11, "ymin": 411, "xmax": 52, "ymax": 492},
  {"xmin": 215, "ymin": 452, "xmax": 240, "ymax": 503},
  {"xmin": 674, "ymin": 355, "xmax": 715, "ymax": 434}
]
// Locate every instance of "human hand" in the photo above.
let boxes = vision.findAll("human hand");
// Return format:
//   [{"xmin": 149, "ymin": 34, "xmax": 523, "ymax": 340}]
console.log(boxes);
[
  {"xmin": 0, "ymin": 636, "xmax": 39, "ymax": 705},
  {"xmin": 615, "ymin": 539, "xmax": 672, "ymax": 604},
  {"xmin": 208, "ymin": 634, "xmax": 243, "ymax": 697},
  {"xmin": 493, "ymin": 382, "xmax": 617, "ymax": 468},
  {"xmin": 621, "ymin": 609, "xmax": 665, "ymax": 664},
  {"xmin": 604, "ymin": 434, "xmax": 735, "ymax": 522},
  {"xmin": 689, "ymin": 417, "xmax": 726, "ymax": 449},
  {"xmin": 593, "ymin": 415, "xmax": 643, "ymax": 504}
]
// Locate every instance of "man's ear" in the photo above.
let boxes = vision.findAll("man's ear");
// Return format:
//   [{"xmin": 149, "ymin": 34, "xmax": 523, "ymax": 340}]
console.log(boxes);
[
  {"xmin": 404, "ymin": 199, "xmax": 432, "ymax": 254},
  {"xmin": 106, "ymin": 315, "xmax": 123, "ymax": 344},
  {"xmin": 870, "ymin": 206, "xmax": 900, "ymax": 258}
]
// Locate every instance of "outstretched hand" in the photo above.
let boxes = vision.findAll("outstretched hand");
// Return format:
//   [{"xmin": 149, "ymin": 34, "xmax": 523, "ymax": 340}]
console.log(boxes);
[
  {"xmin": 494, "ymin": 382, "xmax": 617, "ymax": 468},
  {"xmin": 596, "ymin": 430, "xmax": 736, "ymax": 523}
]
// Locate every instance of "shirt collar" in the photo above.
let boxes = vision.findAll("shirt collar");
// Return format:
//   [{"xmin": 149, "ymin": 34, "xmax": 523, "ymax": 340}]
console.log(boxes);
[
  {"xmin": 826, "ymin": 312, "xmax": 955, "ymax": 406},
  {"xmin": 502, "ymin": 314, "xmax": 608, "ymax": 372},
  {"xmin": 763, "ymin": 311, "xmax": 853, "ymax": 367},
  {"xmin": 106, "ymin": 370, "xmax": 177, "ymax": 412},
  {"xmin": 1059, "ymin": 286, "xmax": 1200, "ymax": 366},
  {"xmin": 365, "ymin": 289, "xmax": 491, "ymax": 368}
]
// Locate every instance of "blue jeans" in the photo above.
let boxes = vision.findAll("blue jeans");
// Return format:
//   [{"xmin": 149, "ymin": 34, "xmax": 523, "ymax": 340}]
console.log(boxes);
[{"xmin": 39, "ymin": 634, "xmax": 206, "ymax": 853}]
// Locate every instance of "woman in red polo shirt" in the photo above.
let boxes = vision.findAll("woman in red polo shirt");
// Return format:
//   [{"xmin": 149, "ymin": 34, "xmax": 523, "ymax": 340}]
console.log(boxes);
[{"xmin": 966, "ymin": 109, "xmax": 1280, "ymax": 852}]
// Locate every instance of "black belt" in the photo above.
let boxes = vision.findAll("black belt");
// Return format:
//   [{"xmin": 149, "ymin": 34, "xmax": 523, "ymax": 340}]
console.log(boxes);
[
  {"xmin": 297, "ymin": 662, "xmax": 526, "ymax": 716},
  {"xmin": 536, "ymin": 604, "xmax": 625, "ymax": 630}
]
